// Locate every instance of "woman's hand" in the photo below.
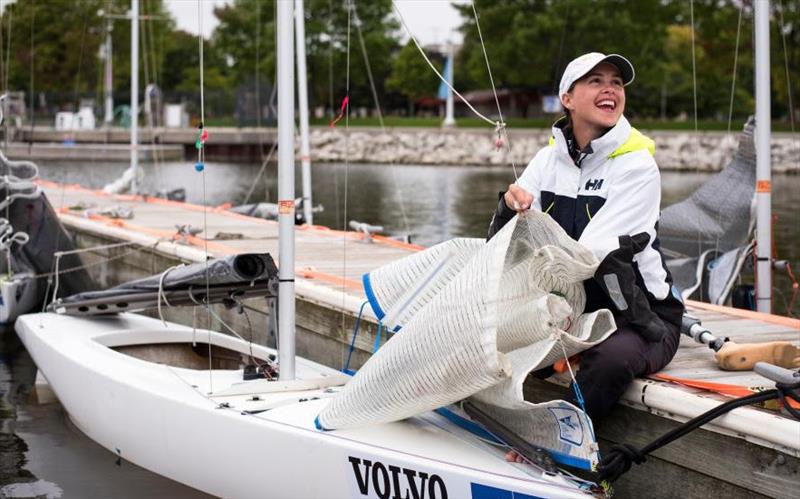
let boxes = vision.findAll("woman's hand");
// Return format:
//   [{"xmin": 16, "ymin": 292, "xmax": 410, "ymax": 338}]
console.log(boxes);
[{"xmin": 504, "ymin": 184, "xmax": 534, "ymax": 212}]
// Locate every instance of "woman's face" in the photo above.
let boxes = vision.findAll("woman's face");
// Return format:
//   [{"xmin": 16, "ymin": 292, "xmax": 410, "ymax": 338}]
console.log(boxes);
[{"xmin": 561, "ymin": 62, "xmax": 625, "ymax": 135}]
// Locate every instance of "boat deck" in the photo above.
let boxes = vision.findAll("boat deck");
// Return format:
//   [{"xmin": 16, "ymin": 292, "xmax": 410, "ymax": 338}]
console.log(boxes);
[{"xmin": 39, "ymin": 181, "xmax": 800, "ymax": 496}]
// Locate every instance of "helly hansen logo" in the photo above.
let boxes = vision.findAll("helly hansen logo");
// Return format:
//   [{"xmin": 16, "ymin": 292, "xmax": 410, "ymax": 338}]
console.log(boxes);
[
  {"xmin": 348, "ymin": 456, "xmax": 448, "ymax": 499},
  {"xmin": 585, "ymin": 178, "xmax": 604, "ymax": 191}
]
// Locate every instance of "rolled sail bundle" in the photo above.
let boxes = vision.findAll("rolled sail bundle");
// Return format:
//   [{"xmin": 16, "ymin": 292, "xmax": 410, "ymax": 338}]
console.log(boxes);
[
  {"xmin": 319, "ymin": 212, "xmax": 614, "ymax": 468},
  {"xmin": 318, "ymin": 211, "xmax": 615, "ymax": 436},
  {"xmin": 50, "ymin": 253, "xmax": 278, "ymax": 316}
]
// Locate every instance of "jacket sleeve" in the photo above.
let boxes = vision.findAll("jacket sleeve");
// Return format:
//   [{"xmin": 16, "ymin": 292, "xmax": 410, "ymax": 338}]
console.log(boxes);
[
  {"xmin": 487, "ymin": 193, "xmax": 517, "ymax": 240},
  {"xmin": 578, "ymin": 156, "xmax": 670, "ymax": 342},
  {"xmin": 487, "ymin": 151, "xmax": 545, "ymax": 241}
]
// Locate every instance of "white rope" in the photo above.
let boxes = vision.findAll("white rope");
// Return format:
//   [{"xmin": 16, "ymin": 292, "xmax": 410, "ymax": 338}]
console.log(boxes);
[
  {"xmin": 469, "ymin": 1, "xmax": 520, "ymax": 179},
  {"xmin": 471, "ymin": 2, "xmax": 503, "ymax": 125},
  {"xmin": 470, "ymin": 3, "xmax": 592, "ymax": 451},
  {"xmin": 157, "ymin": 264, "xmax": 182, "ymax": 327},
  {"xmin": 392, "ymin": 0, "xmax": 497, "ymax": 127}
]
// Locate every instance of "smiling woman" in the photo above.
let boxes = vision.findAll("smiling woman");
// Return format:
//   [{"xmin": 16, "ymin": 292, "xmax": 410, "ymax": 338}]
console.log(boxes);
[{"xmin": 487, "ymin": 52, "xmax": 686, "ymax": 456}]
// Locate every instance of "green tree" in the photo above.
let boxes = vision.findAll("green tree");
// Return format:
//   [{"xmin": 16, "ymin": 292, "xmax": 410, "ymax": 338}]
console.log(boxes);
[
  {"xmin": 212, "ymin": 0, "xmax": 401, "ymax": 116},
  {"xmin": 0, "ymin": 0, "xmax": 196, "ymax": 113},
  {"xmin": 452, "ymin": 0, "xmax": 799, "ymax": 123},
  {"xmin": 0, "ymin": 0, "xmax": 106, "ymax": 101},
  {"xmin": 386, "ymin": 41, "xmax": 441, "ymax": 114},
  {"xmin": 454, "ymin": 0, "xmax": 678, "ymax": 119}
]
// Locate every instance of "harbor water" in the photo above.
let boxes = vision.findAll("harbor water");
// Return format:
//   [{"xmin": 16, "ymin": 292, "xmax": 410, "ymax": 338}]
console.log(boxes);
[{"xmin": 0, "ymin": 159, "xmax": 797, "ymax": 496}]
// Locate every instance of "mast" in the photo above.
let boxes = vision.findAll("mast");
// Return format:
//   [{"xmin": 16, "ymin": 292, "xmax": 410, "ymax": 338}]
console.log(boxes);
[
  {"xmin": 130, "ymin": 0, "xmax": 139, "ymax": 194},
  {"xmin": 754, "ymin": 0, "xmax": 772, "ymax": 313},
  {"xmin": 295, "ymin": 0, "xmax": 314, "ymax": 225},
  {"xmin": 443, "ymin": 44, "xmax": 456, "ymax": 127},
  {"xmin": 104, "ymin": 16, "xmax": 114, "ymax": 127},
  {"xmin": 277, "ymin": 0, "xmax": 296, "ymax": 380}
]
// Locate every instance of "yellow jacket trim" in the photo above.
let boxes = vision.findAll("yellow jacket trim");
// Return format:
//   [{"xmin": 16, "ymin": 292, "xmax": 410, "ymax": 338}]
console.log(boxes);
[
  {"xmin": 608, "ymin": 128, "xmax": 655, "ymax": 158},
  {"xmin": 548, "ymin": 128, "xmax": 655, "ymax": 158}
]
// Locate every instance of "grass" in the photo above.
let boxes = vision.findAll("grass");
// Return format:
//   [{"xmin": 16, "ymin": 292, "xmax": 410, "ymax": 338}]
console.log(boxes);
[{"xmin": 303, "ymin": 116, "xmax": 798, "ymax": 132}]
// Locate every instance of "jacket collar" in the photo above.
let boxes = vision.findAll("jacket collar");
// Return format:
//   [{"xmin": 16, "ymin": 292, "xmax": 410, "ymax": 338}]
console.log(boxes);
[{"xmin": 551, "ymin": 115, "xmax": 632, "ymax": 169}]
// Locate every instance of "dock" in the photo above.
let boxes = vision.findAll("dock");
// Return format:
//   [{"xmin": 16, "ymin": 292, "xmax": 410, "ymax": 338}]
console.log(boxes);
[
  {"xmin": 6, "ymin": 142, "xmax": 184, "ymax": 162},
  {"xmin": 13, "ymin": 126, "xmax": 278, "ymax": 162},
  {"xmin": 38, "ymin": 181, "xmax": 800, "ymax": 498}
]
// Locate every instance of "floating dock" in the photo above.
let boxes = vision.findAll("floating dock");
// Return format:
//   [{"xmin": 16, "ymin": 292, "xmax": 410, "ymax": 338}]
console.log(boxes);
[
  {"xmin": 6, "ymin": 142, "xmax": 184, "ymax": 162},
  {"xmin": 14, "ymin": 126, "xmax": 278, "ymax": 162},
  {"xmin": 37, "ymin": 181, "xmax": 800, "ymax": 498}
]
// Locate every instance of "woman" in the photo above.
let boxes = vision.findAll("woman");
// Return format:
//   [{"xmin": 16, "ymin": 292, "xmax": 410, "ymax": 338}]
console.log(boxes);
[{"xmin": 487, "ymin": 53, "xmax": 685, "ymax": 429}]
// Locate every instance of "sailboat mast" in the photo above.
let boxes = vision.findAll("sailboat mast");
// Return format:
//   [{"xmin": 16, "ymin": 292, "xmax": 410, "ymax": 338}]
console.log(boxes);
[
  {"xmin": 754, "ymin": 0, "xmax": 772, "ymax": 313},
  {"xmin": 295, "ymin": 0, "xmax": 314, "ymax": 225},
  {"xmin": 130, "ymin": 0, "xmax": 139, "ymax": 194},
  {"xmin": 277, "ymin": 0, "xmax": 296, "ymax": 380},
  {"xmin": 104, "ymin": 16, "xmax": 114, "ymax": 127},
  {"xmin": 443, "ymin": 44, "xmax": 456, "ymax": 127}
]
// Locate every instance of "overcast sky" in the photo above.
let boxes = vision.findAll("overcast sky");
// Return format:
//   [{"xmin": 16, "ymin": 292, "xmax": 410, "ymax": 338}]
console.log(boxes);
[{"xmin": 165, "ymin": 0, "xmax": 466, "ymax": 45}]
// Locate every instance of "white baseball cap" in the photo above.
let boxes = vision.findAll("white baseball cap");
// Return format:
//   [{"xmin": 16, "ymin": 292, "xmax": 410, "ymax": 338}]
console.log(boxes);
[{"xmin": 558, "ymin": 52, "xmax": 635, "ymax": 97}]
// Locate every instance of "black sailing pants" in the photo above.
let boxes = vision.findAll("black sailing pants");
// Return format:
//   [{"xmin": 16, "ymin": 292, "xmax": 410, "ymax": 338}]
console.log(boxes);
[{"xmin": 565, "ymin": 322, "xmax": 681, "ymax": 425}]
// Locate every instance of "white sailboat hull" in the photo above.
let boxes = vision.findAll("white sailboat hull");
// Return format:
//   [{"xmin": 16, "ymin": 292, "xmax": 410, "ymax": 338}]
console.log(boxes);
[{"xmin": 16, "ymin": 312, "xmax": 593, "ymax": 498}]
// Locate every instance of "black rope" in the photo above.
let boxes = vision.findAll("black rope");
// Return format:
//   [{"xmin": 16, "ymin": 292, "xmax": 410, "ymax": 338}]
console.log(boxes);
[{"xmin": 597, "ymin": 384, "xmax": 799, "ymax": 483}]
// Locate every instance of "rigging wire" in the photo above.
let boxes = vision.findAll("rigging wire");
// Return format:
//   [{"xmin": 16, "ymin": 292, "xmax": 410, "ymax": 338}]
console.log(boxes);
[
  {"xmin": 194, "ymin": 0, "xmax": 214, "ymax": 393},
  {"xmin": 776, "ymin": 0, "xmax": 797, "ymax": 153},
  {"xmin": 689, "ymin": 0, "xmax": 704, "ymax": 291},
  {"xmin": 328, "ymin": 0, "xmax": 334, "ymax": 118},
  {"xmin": 340, "ymin": 0, "xmax": 353, "ymax": 356},
  {"xmin": 140, "ymin": 0, "xmax": 164, "ymax": 189},
  {"xmin": 254, "ymin": 0, "xmax": 264, "ymax": 160},
  {"xmin": 26, "ymin": 0, "xmax": 34, "ymax": 156},
  {"xmin": 466, "ymin": 0, "xmax": 599, "ymax": 467},
  {"xmin": 350, "ymin": 1, "xmax": 410, "ymax": 235},
  {"xmin": 726, "ymin": 4, "xmax": 743, "ymax": 136},
  {"xmin": 712, "ymin": 2, "xmax": 745, "ymax": 271}
]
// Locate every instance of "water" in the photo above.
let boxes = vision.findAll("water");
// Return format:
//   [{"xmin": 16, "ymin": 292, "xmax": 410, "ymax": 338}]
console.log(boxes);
[
  {"xmin": 3, "ymin": 159, "xmax": 797, "ymax": 495},
  {"xmin": 39, "ymin": 159, "xmax": 799, "ymax": 269}
]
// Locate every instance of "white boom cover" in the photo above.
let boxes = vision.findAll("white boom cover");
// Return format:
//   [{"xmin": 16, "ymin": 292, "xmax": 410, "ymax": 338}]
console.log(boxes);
[{"xmin": 317, "ymin": 212, "xmax": 616, "ymax": 469}]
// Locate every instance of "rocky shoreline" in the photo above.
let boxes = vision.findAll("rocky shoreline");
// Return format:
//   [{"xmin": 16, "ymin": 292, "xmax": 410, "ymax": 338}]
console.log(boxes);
[{"xmin": 308, "ymin": 127, "xmax": 799, "ymax": 173}]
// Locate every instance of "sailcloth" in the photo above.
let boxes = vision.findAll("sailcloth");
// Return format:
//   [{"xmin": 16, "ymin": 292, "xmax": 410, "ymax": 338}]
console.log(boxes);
[{"xmin": 317, "ymin": 211, "xmax": 616, "ymax": 468}]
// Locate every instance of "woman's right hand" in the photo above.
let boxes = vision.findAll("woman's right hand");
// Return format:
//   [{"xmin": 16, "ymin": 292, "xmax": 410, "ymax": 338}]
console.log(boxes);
[{"xmin": 504, "ymin": 184, "xmax": 534, "ymax": 212}]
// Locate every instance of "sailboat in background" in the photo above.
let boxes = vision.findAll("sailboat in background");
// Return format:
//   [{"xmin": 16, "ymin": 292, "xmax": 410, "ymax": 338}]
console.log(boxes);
[
  {"xmin": 14, "ymin": 1, "xmax": 602, "ymax": 497},
  {"xmin": 0, "ymin": 97, "xmax": 94, "ymax": 324},
  {"xmin": 660, "ymin": 1, "xmax": 784, "ymax": 314}
]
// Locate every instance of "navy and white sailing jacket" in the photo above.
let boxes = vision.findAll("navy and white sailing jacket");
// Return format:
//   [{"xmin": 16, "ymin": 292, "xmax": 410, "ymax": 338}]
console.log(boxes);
[{"xmin": 488, "ymin": 115, "xmax": 684, "ymax": 341}]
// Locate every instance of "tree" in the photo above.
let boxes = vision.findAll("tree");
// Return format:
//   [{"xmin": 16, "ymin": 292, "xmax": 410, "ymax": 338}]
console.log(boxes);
[
  {"xmin": 386, "ymin": 41, "xmax": 441, "ymax": 114},
  {"xmin": 0, "ymin": 0, "xmax": 194, "ymax": 113},
  {"xmin": 452, "ymin": 0, "xmax": 799, "ymax": 122},
  {"xmin": 0, "ymin": 0, "xmax": 106, "ymax": 102},
  {"xmin": 453, "ymin": 0, "xmax": 677, "ymax": 118}
]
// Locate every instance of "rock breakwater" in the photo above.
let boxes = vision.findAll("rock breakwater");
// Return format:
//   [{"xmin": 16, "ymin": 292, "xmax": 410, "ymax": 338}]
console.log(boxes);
[{"xmin": 308, "ymin": 128, "xmax": 799, "ymax": 173}]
